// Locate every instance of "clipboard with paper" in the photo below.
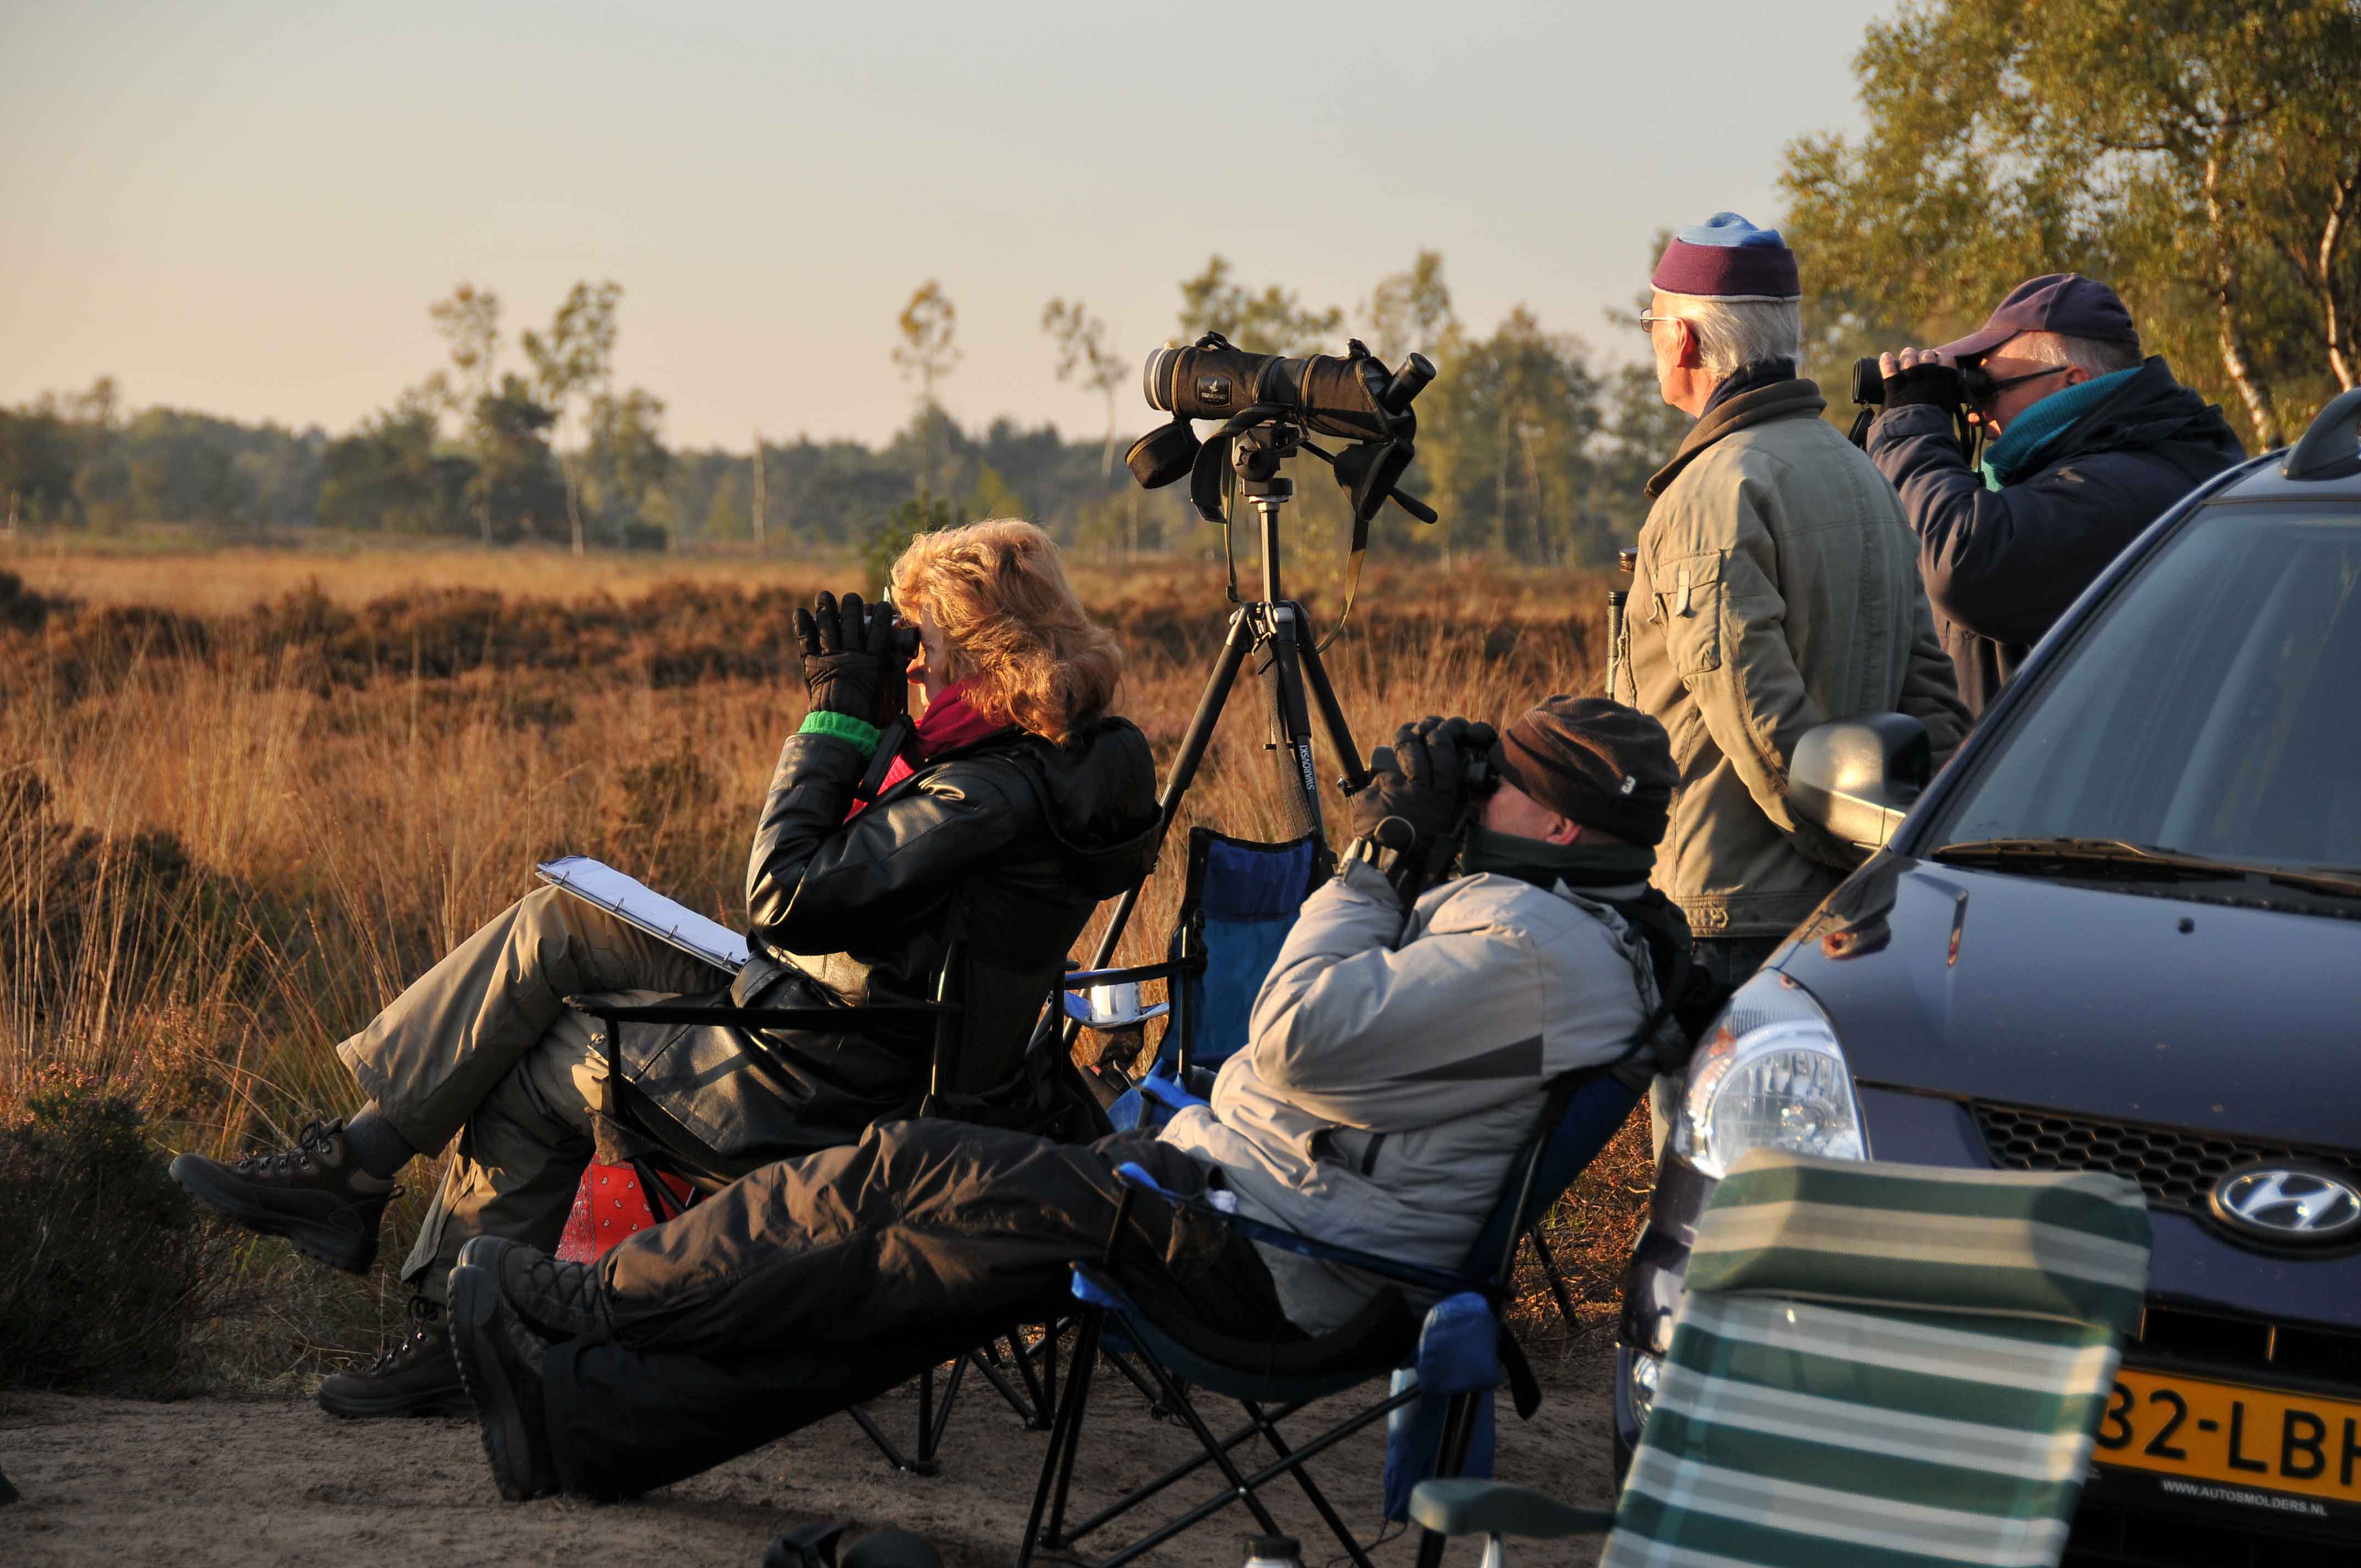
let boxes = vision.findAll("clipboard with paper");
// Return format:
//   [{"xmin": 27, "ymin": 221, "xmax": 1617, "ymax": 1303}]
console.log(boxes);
[{"xmin": 534, "ymin": 856, "xmax": 750, "ymax": 973}]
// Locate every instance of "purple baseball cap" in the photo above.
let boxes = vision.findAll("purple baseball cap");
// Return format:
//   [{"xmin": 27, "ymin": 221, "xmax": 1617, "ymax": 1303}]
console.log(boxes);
[{"xmin": 1936, "ymin": 273, "xmax": 2142, "ymax": 360}]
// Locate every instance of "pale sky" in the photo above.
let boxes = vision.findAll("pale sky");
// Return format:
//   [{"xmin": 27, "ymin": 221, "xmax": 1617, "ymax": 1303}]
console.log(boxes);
[{"xmin": 1, "ymin": 1, "xmax": 1894, "ymax": 451}]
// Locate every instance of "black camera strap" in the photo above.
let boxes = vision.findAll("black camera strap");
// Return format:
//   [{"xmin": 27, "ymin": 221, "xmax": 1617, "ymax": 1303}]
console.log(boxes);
[{"xmin": 851, "ymin": 715, "xmax": 917, "ymax": 804}]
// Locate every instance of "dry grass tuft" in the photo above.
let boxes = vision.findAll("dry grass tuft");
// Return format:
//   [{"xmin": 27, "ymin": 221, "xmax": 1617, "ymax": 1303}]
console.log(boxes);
[{"xmin": 1, "ymin": 542, "xmax": 1644, "ymax": 1387}]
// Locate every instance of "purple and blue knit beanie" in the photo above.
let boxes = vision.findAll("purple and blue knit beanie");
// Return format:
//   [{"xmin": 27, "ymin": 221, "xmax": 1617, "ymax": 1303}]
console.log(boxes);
[{"xmin": 1651, "ymin": 212, "xmax": 1801, "ymax": 302}]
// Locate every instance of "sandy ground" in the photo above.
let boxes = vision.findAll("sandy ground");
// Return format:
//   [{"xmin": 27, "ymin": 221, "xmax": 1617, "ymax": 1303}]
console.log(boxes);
[{"xmin": 1, "ymin": 1342, "xmax": 1617, "ymax": 1568}]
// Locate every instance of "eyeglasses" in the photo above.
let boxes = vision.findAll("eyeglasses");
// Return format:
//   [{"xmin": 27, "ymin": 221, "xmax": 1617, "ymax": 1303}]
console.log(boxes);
[
  {"xmin": 1968, "ymin": 363, "xmax": 2068, "ymax": 408},
  {"xmin": 1637, "ymin": 309, "xmax": 1683, "ymax": 336}
]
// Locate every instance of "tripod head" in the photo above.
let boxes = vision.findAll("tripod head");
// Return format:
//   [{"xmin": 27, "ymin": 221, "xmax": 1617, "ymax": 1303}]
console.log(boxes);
[{"xmin": 1231, "ymin": 421, "xmax": 1298, "ymax": 500}]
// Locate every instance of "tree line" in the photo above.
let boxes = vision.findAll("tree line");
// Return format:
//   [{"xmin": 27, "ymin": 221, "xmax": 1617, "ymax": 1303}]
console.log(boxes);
[
  {"xmin": 7, "ymin": 0, "xmax": 2350, "ymax": 562},
  {"xmin": 0, "ymin": 255, "xmax": 1684, "ymax": 567}
]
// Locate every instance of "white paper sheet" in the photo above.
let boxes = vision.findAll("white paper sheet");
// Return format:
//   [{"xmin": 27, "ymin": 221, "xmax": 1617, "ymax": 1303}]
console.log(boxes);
[{"xmin": 535, "ymin": 856, "xmax": 750, "ymax": 973}]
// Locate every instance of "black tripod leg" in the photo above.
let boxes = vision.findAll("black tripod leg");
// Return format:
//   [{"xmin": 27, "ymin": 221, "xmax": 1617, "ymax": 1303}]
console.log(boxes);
[
  {"xmin": 1293, "ymin": 623, "xmax": 1366, "ymax": 794},
  {"xmin": 1067, "ymin": 607, "xmax": 1255, "ymax": 996},
  {"xmin": 1254, "ymin": 603, "xmax": 1325, "ymax": 841}
]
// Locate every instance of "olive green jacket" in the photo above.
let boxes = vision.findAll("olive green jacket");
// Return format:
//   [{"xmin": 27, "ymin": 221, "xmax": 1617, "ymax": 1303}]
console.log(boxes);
[{"xmin": 1614, "ymin": 378, "xmax": 1969, "ymax": 940}]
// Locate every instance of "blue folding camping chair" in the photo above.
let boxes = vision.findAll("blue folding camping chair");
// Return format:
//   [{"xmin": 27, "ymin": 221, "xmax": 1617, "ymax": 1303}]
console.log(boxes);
[
  {"xmin": 1014, "ymin": 1059, "xmax": 1644, "ymax": 1568},
  {"xmin": 1057, "ymin": 825, "xmax": 1324, "ymax": 1129}
]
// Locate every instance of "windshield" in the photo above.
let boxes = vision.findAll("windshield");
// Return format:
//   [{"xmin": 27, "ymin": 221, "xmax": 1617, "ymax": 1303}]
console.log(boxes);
[{"xmin": 1928, "ymin": 503, "xmax": 2361, "ymax": 873}]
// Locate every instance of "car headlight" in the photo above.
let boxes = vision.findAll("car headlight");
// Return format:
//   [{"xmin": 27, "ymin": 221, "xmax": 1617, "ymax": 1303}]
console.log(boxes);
[
  {"xmin": 1675, "ymin": 970, "xmax": 1866, "ymax": 1179},
  {"xmin": 1626, "ymin": 1349, "xmax": 1662, "ymax": 1430}
]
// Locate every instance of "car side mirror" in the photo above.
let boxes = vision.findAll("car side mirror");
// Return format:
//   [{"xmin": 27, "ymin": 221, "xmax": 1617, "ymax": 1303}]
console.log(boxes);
[{"xmin": 1790, "ymin": 715, "xmax": 1932, "ymax": 853}]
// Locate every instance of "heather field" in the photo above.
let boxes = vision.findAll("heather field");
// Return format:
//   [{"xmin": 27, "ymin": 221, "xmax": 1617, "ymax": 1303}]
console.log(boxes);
[{"xmin": 0, "ymin": 538, "xmax": 1647, "ymax": 1406}]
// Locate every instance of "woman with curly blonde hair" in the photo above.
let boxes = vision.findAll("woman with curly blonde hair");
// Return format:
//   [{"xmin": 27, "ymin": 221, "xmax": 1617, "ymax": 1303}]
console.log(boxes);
[
  {"xmin": 171, "ymin": 519, "xmax": 1160, "ymax": 1419},
  {"xmin": 890, "ymin": 516, "xmax": 1123, "ymax": 745}
]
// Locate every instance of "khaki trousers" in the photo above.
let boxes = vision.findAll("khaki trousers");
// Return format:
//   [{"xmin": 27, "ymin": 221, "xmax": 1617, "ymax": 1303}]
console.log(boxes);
[{"xmin": 335, "ymin": 886, "xmax": 732, "ymax": 1303}]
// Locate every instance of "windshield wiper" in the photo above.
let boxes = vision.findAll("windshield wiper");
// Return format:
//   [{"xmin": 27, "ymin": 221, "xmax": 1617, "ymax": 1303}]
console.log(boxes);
[{"xmin": 1931, "ymin": 837, "xmax": 2361, "ymax": 899}]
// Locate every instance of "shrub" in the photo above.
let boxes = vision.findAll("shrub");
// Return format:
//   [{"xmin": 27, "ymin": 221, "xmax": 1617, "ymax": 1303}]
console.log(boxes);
[
  {"xmin": 0, "ymin": 569, "xmax": 75, "ymax": 633},
  {"xmin": 0, "ymin": 1072, "xmax": 216, "ymax": 1393}
]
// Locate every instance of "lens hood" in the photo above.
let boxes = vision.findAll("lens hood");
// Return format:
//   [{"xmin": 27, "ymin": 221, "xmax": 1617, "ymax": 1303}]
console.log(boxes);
[{"xmin": 1125, "ymin": 418, "xmax": 1200, "ymax": 489}]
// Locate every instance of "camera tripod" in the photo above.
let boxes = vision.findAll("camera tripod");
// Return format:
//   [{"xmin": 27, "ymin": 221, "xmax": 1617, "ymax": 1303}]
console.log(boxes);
[{"xmin": 1073, "ymin": 420, "xmax": 1370, "ymax": 981}]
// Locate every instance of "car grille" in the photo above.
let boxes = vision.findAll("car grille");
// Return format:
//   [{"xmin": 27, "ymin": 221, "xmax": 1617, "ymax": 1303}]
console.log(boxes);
[
  {"xmin": 2130, "ymin": 1303, "xmax": 2361, "ymax": 1386},
  {"xmin": 1970, "ymin": 1101, "xmax": 2361, "ymax": 1217}
]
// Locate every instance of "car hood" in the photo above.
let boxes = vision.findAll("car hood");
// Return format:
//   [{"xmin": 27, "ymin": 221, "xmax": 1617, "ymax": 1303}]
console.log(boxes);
[{"xmin": 1779, "ymin": 857, "xmax": 2361, "ymax": 1149}]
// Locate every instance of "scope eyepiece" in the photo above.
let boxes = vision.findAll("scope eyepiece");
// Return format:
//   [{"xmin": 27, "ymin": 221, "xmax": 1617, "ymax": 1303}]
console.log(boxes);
[{"xmin": 1380, "ymin": 353, "xmax": 1435, "ymax": 413}]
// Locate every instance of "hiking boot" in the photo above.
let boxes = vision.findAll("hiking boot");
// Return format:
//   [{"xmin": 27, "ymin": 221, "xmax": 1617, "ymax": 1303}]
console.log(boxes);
[
  {"xmin": 317, "ymin": 1297, "xmax": 472, "ymax": 1419},
  {"xmin": 449, "ymin": 1253, "xmax": 562, "ymax": 1501},
  {"xmin": 456, "ymin": 1235, "xmax": 607, "ymax": 1341},
  {"xmin": 168, "ymin": 1119, "xmax": 393, "ymax": 1275}
]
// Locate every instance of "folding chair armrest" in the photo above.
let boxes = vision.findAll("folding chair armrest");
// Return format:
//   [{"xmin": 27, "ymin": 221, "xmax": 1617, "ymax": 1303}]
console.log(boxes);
[
  {"xmin": 561, "ymin": 995, "xmax": 954, "ymax": 1030},
  {"xmin": 1408, "ymin": 1479, "xmax": 1613, "ymax": 1540},
  {"xmin": 1112, "ymin": 1163, "xmax": 1487, "ymax": 1300},
  {"xmin": 1135, "ymin": 1071, "xmax": 1208, "ymax": 1115}
]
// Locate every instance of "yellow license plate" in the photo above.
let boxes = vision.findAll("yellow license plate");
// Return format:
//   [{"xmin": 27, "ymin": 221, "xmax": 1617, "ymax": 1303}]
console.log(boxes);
[{"xmin": 2093, "ymin": 1366, "xmax": 2361, "ymax": 1511}]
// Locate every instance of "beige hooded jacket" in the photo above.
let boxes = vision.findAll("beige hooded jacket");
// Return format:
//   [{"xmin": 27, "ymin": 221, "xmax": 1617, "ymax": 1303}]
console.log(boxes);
[{"xmin": 1615, "ymin": 378, "xmax": 1970, "ymax": 941}]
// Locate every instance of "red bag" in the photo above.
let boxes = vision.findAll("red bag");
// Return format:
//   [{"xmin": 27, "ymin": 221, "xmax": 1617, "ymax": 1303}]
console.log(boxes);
[{"xmin": 554, "ymin": 1158, "xmax": 700, "ymax": 1262}]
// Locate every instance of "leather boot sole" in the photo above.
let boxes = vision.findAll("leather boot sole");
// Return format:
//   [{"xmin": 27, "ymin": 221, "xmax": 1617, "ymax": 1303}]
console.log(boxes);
[
  {"xmin": 168, "ymin": 1153, "xmax": 380, "ymax": 1275},
  {"xmin": 449, "ymin": 1263, "xmax": 548, "ymax": 1501}
]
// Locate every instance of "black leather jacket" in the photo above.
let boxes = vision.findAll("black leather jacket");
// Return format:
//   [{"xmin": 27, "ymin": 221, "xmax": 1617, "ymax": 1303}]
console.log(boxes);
[{"xmin": 613, "ymin": 717, "xmax": 1160, "ymax": 1167}]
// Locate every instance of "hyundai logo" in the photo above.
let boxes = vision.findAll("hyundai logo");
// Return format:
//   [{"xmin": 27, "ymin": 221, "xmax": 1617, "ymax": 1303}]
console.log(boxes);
[{"xmin": 2207, "ymin": 1163, "xmax": 2361, "ymax": 1246}]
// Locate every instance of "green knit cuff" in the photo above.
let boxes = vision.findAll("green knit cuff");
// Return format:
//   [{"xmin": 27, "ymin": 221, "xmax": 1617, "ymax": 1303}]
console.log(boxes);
[{"xmin": 798, "ymin": 710, "xmax": 881, "ymax": 757}]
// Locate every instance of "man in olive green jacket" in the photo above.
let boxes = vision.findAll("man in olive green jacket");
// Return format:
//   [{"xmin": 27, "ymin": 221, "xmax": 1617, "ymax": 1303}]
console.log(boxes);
[{"xmin": 1618, "ymin": 213, "xmax": 1968, "ymax": 1031}]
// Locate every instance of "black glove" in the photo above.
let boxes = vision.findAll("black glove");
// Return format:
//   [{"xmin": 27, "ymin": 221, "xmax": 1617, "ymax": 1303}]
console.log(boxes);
[
  {"xmin": 1882, "ymin": 360, "xmax": 1965, "ymax": 413},
  {"xmin": 1350, "ymin": 715, "xmax": 1484, "ymax": 857},
  {"xmin": 794, "ymin": 590, "xmax": 896, "ymax": 725}
]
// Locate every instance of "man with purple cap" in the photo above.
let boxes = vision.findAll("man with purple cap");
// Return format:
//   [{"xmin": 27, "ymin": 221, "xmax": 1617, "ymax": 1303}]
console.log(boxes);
[
  {"xmin": 1623, "ymin": 213, "xmax": 1967, "ymax": 1130},
  {"xmin": 1871, "ymin": 273, "xmax": 2246, "ymax": 712}
]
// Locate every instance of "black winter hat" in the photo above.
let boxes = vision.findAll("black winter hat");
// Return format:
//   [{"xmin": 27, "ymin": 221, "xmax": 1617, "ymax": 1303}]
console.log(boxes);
[{"xmin": 1489, "ymin": 696, "xmax": 1677, "ymax": 846}]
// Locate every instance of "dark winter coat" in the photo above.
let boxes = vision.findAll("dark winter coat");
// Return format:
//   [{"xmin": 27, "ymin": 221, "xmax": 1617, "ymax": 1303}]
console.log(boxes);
[
  {"xmin": 611, "ymin": 717, "xmax": 1161, "ymax": 1168},
  {"xmin": 1865, "ymin": 356, "xmax": 2246, "ymax": 713}
]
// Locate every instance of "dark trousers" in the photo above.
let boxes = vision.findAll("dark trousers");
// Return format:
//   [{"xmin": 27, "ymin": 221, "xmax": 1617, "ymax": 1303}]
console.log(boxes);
[
  {"xmin": 1647, "ymin": 933, "xmax": 1787, "ymax": 1159},
  {"xmin": 540, "ymin": 1119, "xmax": 1293, "ymax": 1498}
]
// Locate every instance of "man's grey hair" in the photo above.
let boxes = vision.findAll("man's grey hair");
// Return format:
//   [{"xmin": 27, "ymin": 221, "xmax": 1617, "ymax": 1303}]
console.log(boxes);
[
  {"xmin": 2004, "ymin": 330, "xmax": 2144, "ymax": 377},
  {"xmin": 1658, "ymin": 293, "xmax": 1804, "ymax": 379}
]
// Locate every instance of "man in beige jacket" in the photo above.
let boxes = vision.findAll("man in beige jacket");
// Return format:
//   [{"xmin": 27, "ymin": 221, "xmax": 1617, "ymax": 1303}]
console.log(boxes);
[{"xmin": 1618, "ymin": 213, "xmax": 1968, "ymax": 1144}]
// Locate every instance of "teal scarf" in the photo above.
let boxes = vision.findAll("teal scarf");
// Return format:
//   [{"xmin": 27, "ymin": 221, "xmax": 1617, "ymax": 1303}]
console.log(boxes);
[
  {"xmin": 1458, "ymin": 826, "xmax": 1655, "ymax": 891},
  {"xmin": 1980, "ymin": 366, "xmax": 2139, "ymax": 490}
]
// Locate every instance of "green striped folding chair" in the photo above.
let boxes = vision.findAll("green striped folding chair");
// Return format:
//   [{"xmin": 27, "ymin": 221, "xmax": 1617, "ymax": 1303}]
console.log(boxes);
[{"xmin": 1412, "ymin": 1150, "xmax": 2151, "ymax": 1568}]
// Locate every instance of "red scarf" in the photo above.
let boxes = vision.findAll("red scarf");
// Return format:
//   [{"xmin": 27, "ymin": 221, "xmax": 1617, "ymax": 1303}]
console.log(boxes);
[{"xmin": 845, "ymin": 682, "xmax": 1008, "ymax": 818}]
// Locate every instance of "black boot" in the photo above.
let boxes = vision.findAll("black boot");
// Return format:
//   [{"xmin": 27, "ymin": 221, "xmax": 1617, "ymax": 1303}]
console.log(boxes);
[
  {"xmin": 168, "ymin": 1119, "xmax": 394, "ymax": 1275},
  {"xmin": 449, "ymin": 1248, "xmax": 564, "ymax": 1501},
  {"xmin": 317, "ymin": 1296, "xmax": 472, "ymax": 1419},
  {"xmin": 455, "ymin": 1234, "xmax": 607, "ymax": 1340}
]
